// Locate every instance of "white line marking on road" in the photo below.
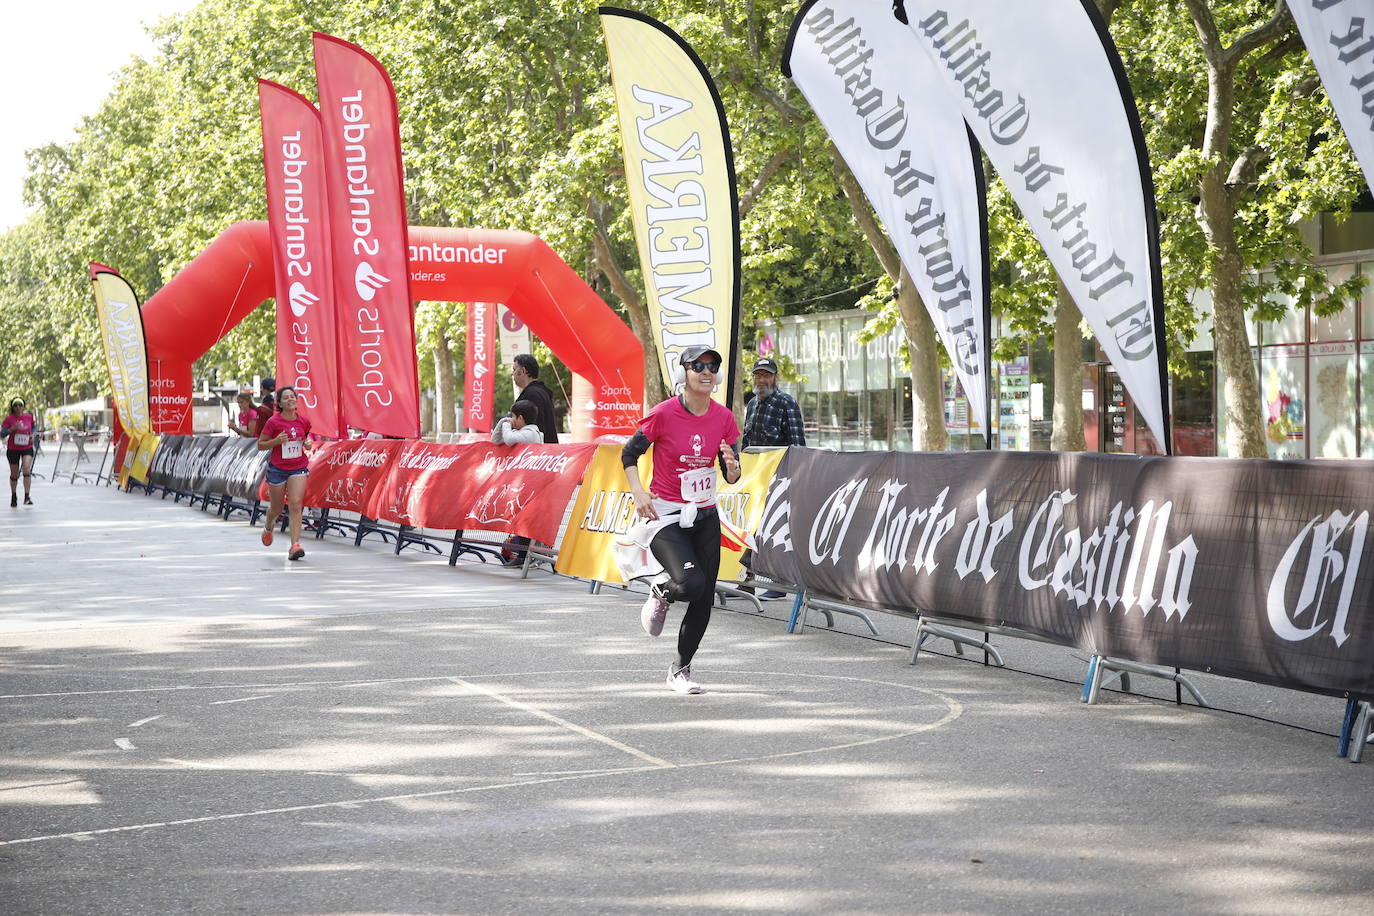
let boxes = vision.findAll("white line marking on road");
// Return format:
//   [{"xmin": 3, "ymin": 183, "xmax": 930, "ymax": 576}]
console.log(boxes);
[
  {"xmin": 447, "ymin": 676, "xmax": 675, "ymax": 769},
  {"xmin": 0, "ymin": 769, "xmax": 658, "ymax": 847},
  {"xmin": 208, "ymin": 695, "xmax": 270, "ymax": 706},
  {"xmin": 114, "ymin": 738, "xmax": 136, "ymax": 751},
  {"xmin": 159, "ymin": 759, "xmax": 223, "ymax": 770},
  {"xmin": 127, "ymin": 716, "xmax": 163, "ymax": 728},
  {"xmin": 0, "ymin": 670, "xmax": 963, "ymax": 847}
]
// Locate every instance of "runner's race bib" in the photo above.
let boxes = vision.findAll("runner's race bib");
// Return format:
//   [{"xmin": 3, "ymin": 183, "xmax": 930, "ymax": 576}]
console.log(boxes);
[
  {"xmin": 11, "ymin": 433, "xmax": 30, "ymax": 447},
  {"xmin": 679, "ymin": 465, "xmax": 716, "ymax": 506},
  {"xmin": 281, "ymin": 438, "xmax": 303, "ymax": 460}
]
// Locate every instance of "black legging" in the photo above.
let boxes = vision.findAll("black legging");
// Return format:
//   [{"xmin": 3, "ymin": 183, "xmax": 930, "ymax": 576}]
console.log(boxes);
[{"xmin": 649, "ymin": 507, "xmax": 721, "ymax": 669}]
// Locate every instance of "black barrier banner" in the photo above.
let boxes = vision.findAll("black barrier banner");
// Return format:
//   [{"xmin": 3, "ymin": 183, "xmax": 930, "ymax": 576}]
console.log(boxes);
[
  {"xmin": 147, "ymin": 435, "xmax": 186, "ymax": 489},
  {"xmin": 143, "ymin": 436, "xmax": 266, "ymax": 498},
  {"xmin": 753, "ymin": 449, "xmax": 1374, "ymax": 698},
  {"xmin": 161, "ymin": 435, "xmax": 218, "ymax": 493},
  {"xmin": 206, "ymin": 438, "xmax": 264, "ymax": 496}
]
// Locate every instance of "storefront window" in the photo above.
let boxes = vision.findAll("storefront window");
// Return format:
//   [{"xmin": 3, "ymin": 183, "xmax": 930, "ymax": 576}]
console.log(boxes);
[
  {"xmin": 866, "ymin": 388, "xmax": 893, "ymax": 450},
  {"xmin": 1260, "ymin": 345, "xmax": 1307, "ymax": 459},
  {"xmin": 842, "ymin": 315, "xmax": 866, "ymax": 393},
  {"xmin": 894, "ymin": 376, "xmax": 913, "ymax": 452},
  {"xmin": 1309, "ymin": 344, "xmax": 1358, "ymax": 457},
  {"xmin": 1361, "ymin": 263, "xmax": 1374, "ymax": 341},
  {"xmin": 998, "ymin": 356, "xmax": 1031, "ymax": 451},
  {"xmin": 1312, "ymin": 265, "xmax": 1357, "ymax": 342},
  {"xmin": 1361, "ymin": 345, "xmax": 1374, "ymax": 457},
  {"xmin": 799, "ymin": 389, "xmax": 821, "ymax": 445},
  {"xmin": 1263, "ymin": 287, "xmax": 1305, "ymax": 345},
  {"xmin": 1172, "ymin": 353, "xmax": 1216, "ymax": 456}
]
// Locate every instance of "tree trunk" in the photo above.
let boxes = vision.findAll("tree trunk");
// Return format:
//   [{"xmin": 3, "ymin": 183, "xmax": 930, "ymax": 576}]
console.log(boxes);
[
  {"xmin": 587, "ymin": 199, "xmax": 667, "ymax": 406},
  {"xmin": 433, "ymin": 336, "xmax": 455, "ymax": 434},
  {"xmin": 896, "ymin": 267, "xmax": 949, "ymax": 452},
  {"xmin": 1051, "ymin": 276, "xmax": 1086, "ymax": 451},
  {"xmin": 1182, "ymin": 0, "xmax": 1289, "ymax": 458},
  {"xmin": 1203, "ymin": 189, "xmax": 1266, "ymax": 457}
]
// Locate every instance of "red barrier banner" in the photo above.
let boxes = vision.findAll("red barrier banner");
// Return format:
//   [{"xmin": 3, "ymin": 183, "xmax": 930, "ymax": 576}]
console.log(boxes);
[
  {"xmin": 365, "ymin": 441, "xmax": 597, "ymax": 545},
  {"xmin": 303, "ymin": 439, "xmax": 403, "ymax": 512},
  {"xmin": 464, "ymin": 301, "xmax": 495, "ymax": 432},
  {"xmin": 259, "ymin": 79, "xmax": 343, "ymax": 439},
  {"xmin": 313, "ymin": 33, "xmax": 420, "ymax": 438}
]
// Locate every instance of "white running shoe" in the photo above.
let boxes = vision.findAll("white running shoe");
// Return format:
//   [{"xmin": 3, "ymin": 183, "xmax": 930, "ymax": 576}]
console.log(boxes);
[
  {"xmin": 666, "ymin": 664, "xmax": 702, "ymax": 694},
  {"xmin": 641, "ymin": 586, "xmax": 669, "ymax": 637}
]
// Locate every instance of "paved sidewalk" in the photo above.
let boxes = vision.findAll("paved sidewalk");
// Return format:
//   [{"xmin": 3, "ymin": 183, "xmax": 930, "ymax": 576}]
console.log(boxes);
[{"xmin": 1, "ymin": 482, "xmax": 1371, "ymax": 914}]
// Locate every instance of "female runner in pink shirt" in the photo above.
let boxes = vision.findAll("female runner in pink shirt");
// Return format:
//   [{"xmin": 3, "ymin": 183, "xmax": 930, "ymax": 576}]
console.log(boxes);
[
  {"xmin": 257, "ymin": 387, "xmax": 313, "ymax": 560},
  {"xmin": 622, "ymin": 346, "xmax": 741, "ymax": 694},
  {"xmin": 3, "ymin": 398, "xmax": 36, "ymax": 507}
]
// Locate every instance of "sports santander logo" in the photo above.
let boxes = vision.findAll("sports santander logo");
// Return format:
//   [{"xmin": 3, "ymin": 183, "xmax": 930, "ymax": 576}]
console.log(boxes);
[
  {"xmin": 288, "ymin": 282, "xmax": 320, "ymax": 318},
  {"xmin": 354, "ymin": 262, "xmax": 390, "ymax": 301}
]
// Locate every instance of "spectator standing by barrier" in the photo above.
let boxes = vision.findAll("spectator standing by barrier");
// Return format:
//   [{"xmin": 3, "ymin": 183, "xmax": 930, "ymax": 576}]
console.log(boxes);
[
  {"xmin": 740, "ymin": 357, "xmax": 804, "ymax": 599},
  {"xmin": 622, "ymin": 346, "xmax": 741, "ymax": 694},
  {"xmin": 491, "ymin": 400, "xmax": 543, "ymax": 445},
  {"xmin": 228, "ymin": 393, "xmax": 262, "ymax": 438},
  {"xmin": 3, "ymin": 398, "xmax": 36, "ymax": 507},
  {"xmin": 511, "ymin": 354, "xmax": 559, "ymax": 444},
  {"xmin": 257, "ymin": 386, "xmax": 313, "ymax": 561},
  {"xmin": 256, "ymin": 396, "xmax": 275, "ymax": 431},
  {"xmin": 741, "ymin": 357, "xmax": 805, "ymax": 450}
]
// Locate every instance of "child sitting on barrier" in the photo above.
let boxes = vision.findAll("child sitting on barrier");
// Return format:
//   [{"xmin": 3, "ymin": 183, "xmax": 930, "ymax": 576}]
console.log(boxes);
[
  {"xmin": 492, "ymin": 400, "xmax": 543, "ymax": 567},
  {"xmin": 490, "ymin": 400, "xmax": 542, "ymax": 446}
]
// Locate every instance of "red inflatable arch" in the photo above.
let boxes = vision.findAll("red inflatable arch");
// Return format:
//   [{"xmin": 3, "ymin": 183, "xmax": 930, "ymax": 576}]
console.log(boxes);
[{"xmin": 140, "ymin": 220, "xmax": 643, "ymax": 439}]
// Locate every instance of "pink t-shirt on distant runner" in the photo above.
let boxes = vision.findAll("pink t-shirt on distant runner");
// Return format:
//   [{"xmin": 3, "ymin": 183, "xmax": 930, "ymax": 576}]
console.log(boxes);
[
  {"xmin": 261, "ymin": 413, "xmax": 312, "ymax": 470},
  {"xmin": 2, "ymin": 413, "xmax": 35, "ymax": 450},
  {"xmin": 638, "ymin": 397, "xmax": 740, "ymax": 505}
]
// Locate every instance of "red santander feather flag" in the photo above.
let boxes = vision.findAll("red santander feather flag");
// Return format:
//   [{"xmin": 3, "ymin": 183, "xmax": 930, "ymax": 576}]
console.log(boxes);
[
  {"xmin": 258, "ymin": 79, "xmax": 343, "ymax": 438},
  {"xmin": 313, "ymin": 32, "xmax": 421, "ymax": 438}
]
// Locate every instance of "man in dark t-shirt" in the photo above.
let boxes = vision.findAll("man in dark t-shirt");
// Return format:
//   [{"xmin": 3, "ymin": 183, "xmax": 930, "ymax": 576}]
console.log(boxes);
[{"xmin": 511, "ymin": 354, "xmax": 559, "ymax": 444}]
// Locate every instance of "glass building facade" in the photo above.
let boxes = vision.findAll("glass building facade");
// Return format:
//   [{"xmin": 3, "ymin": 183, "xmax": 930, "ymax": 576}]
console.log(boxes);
[{"xmin": 756, "ymin": 252, "xmax": 1374, "ymax": 457}]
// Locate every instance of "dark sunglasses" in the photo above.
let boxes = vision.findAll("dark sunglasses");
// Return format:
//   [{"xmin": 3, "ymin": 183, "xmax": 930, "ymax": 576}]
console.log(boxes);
[{"xmin": 686, "ymin": 360, "xmax": 720, "ymax": 374}]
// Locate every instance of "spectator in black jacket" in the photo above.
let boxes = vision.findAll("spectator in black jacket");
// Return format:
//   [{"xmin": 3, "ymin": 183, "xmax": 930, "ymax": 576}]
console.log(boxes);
[{"xmin": 512, "ymin": 354, "xmax": 560, "ymax": 443}]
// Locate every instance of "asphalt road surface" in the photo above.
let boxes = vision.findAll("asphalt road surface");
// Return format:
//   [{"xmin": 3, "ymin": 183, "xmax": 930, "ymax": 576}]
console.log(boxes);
[{"xmin": 1, "ymin": 481, "xmax": 1371, "ymax": 914}]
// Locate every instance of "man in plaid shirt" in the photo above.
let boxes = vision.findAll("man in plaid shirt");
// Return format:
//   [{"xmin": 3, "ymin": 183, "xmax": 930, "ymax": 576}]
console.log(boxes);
[
  {"xmin": 740, "ymin": 357, "xmax": 803, "ymax": 599},
  {"xmin": 742, "ymin": 357, "xmax": 806, "ymax": 449}
]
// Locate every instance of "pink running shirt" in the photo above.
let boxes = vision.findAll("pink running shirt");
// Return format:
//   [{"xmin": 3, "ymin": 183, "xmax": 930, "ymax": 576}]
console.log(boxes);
[
  {"xmin": 2, "ymin": 412, "xmax": 35, "ymax": 450},
  {"xmin": 261, "ymin": 413, "xmax": 312, "ymax": 470},
  {"xmin": 638, "ymin": 397, "xmax": 740, "ymax": 505}
]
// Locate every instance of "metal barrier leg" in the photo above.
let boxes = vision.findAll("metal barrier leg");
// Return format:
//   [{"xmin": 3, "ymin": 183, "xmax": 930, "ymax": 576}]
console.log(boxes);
[
  {"xmin": 1082, "ymin": 655, "xmax": 1104, "ymax": 704},
  {"xmin": 714, "ymin": 583, "xmax": 763, "ymax": 614},
  {"xmin": 1339, "ymin": 699, "xmax": 1359, "ymax": 757},
  {"xmin": 1083, "ymin": 656, "xmax": 1208, "ymax": 707},
  {"xmin": 1350, "ymin": 702, "xmax": 1373, "ymax": 764},
  {"xmin": 908, "ymin": 618, "xmax": 1004, "ymax": 666},
  {"xmin": 785, "ymin": 591, "xmax": 805, "ymax": 634}
]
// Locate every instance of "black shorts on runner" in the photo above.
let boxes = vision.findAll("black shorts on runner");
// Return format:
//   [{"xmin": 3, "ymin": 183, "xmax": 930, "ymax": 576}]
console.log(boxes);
[{"xmin": 6, "ymin": 448, "xmax": 34, "ymax": 467}]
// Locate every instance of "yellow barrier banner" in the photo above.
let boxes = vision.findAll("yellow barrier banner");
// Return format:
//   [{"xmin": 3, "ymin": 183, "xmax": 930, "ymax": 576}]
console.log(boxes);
[
  {"xmin": 556, "ymin": 444, "xmax": 638, "ymax": 583},
  {"xmin": 556, "ymin": 444, "xmax": 783, "ymax": 584},
  {"xmin": 129, "ymin": 432, "xmax": 160, "ymax": 483},
  {"xmin": 716, "ymin": 448, "xmax": 785, "ymax": 582}
]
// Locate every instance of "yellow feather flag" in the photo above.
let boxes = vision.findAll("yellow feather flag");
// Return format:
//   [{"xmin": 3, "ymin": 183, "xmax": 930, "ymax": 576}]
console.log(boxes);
[{"xmin": 600, "ymin": 7, "xmax": 741, "ymax": 407}]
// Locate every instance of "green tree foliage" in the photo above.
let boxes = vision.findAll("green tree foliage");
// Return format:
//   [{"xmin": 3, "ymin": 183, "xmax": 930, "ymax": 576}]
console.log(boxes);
[{"xmin": 0, "ymin": 0, "xmax": 1366, "ymax": 455}]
